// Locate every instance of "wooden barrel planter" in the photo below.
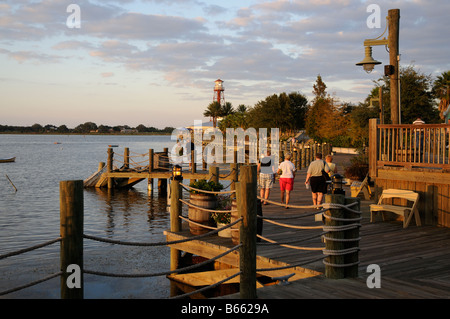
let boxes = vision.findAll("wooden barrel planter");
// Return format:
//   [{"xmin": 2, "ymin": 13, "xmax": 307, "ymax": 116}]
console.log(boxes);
[{"xmin": 188, "ymin": 193, "xmax": 216, "ymax": 235}]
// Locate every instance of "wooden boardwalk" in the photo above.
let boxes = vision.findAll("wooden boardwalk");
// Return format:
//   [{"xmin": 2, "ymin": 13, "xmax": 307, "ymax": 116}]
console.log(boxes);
[{"xmin": 218, "ymin": 153, "xmax": 450, "ymax": 299}]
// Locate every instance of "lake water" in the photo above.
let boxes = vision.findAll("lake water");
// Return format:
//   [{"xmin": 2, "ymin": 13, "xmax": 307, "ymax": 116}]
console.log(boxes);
[{"xmin": 0, "ymin": 134, "xmax": 181, "ymax": 299}]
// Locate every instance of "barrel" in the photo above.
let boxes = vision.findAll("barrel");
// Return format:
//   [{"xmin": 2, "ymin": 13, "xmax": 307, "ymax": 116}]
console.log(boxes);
[
  {"xmin": 231, "ymin": 200, "xmax": 239, "ymax": 245},
  {"xmin": 188, "ymin": 193, "xmax": 216, "ymax": 235}
]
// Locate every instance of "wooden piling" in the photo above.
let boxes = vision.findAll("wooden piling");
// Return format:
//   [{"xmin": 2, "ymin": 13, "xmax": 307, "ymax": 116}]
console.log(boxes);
[
  {"xmin": 60, "ymin": 180, "xmax": 84, "ymax": 299},
  {"xmin": 170, "ymin": 178, "xmax": 182, "ymax": 270},
  {"xmin": 238, "ymin": 165, "xmax": 257, "ymax": 299},
  {"xmin": 209, "ymin": 166, "xmax": 219, "ymax": 184},
  {"xmin": 124, "ymin": 147, "xmax": 129, "ymax": 169},
  {"xmin": 107, "ymin": 148, "xmax": 113, "ymax": 189},
  {"xmin": 344, "ymin": 197, "xmax": 360, "ymax": 278},
  {"xmin": 324, "ymin": 194, "xmax": 345, "ymax": 279}
]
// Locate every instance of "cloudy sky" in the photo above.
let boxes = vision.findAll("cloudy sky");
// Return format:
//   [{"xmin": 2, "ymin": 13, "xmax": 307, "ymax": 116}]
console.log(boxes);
[{"xmin": 1, "ymin": 0, "xmax": 449, "ymax": 128}]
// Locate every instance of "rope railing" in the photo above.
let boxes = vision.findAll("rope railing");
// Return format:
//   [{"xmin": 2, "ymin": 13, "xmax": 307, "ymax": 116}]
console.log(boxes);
[
  {"xmin": 84, "ymin": 244, "xmax": 241, "ymax": 278},
  {"xmin": 180, "ymin": 183, "xmax": 236, "ymax": 195},
  {"xmin": 0, "ymin": 237, "xmax": 62, "ymax": 296},
  {"xmin": 254, "ymin": 195, "xmax": 362, "ymax": 276}
]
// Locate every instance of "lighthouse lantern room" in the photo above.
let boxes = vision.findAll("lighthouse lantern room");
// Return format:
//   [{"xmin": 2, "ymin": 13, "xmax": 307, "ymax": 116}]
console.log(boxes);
[{"xmin": 214, "ymin": 79, "xmax": 225, "ymax": 106}]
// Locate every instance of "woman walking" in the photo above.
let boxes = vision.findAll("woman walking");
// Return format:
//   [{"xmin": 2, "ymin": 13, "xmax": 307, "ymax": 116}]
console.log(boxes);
[
  {"xmin": 278, "ymin": 153, "xmax": 296, "ymax": 208},
  {"xmin": 305, "ymin": 153, "xmax": 330, "ymax": 208}
]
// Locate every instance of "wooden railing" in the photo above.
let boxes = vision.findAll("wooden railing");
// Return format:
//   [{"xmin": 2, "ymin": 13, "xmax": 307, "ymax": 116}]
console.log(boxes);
[{"xmin": 369, "ymin": 120, "xmax": 450, "ymax": 172}]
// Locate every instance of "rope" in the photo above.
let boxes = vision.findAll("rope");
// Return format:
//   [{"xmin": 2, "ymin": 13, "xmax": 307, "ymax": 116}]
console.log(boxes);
[
  {"xmin": 0, "ymin": 271, "xmax": 63, "ymax": 296},
  {"xmin": 323, "ymin": 259, "xmax": 360, "ymax": 268},
  {"xmin": 179, "ymin": 198, "xmax": 237, "ymax": 213},
  {"xmin": 323, "ymin": 247, "xmax": 360, "ymax": 256},
  {"xmin": 256, "ymin": 234, "xmax": 325, "ymax": 251},
  {"xmin": 257, "ymin": 197, "xmax": 320, "ymax": 209},
  {"xmin": 181, "ymin": 183, "xmax": 236, "ymax": 195},
  {"xmin": 256, "ymin": 255, "xmax": 325, "ymax": 272},
  {"xmin": 258, "ymin": 210, "xmax": 320, "ymax": 220},
  {"xmin": 322, "ymin": 223, "xmax": 361, "ymax": 232},
  {"xmin": 262, "ymin": 218, "xmax": 323, "ymax": 230},
  {"xmin": 84, "ymin": 244, "xmax": 241, "ymax": 278},
  {"xmin": 170, "ymin": 271, "xmax": 242, "ymax": 299},
  {"xmin": 257, "ymin": 232, "xmax": 326, "ymax": 246},
  {"xmin": 83, "ymin": 217, "xmax": 243, "ymax": 247},
  {"xmin": 0, "ymin": 237, "xmax": 62, "ymax": 260}
]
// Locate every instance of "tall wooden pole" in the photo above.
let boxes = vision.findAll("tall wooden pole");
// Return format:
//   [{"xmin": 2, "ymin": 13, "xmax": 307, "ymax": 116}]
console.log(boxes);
[
  {"xmin": 388, "ymin": 9, "xmax": 400, "ymax": 124},
  {"xmin": 238, "ymin": 165, "xmax": 257, "ymax": 299},
  {"xmin": 60, "ymin": 180, "xmax": 84, "ymax": 299}
]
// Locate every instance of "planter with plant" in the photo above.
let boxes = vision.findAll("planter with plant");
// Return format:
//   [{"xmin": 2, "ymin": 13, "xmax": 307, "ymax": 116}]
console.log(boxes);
[
  {"xmin": 187, "ymin": 179, "xmax": 223, "ymax": 235},
  {"xmin": 344, "ymin": 153, "xmax": 369, "ymax": 182},
  {"xmin": 212, "ymin": 195, "xmax": 232, "ymax": 238}
]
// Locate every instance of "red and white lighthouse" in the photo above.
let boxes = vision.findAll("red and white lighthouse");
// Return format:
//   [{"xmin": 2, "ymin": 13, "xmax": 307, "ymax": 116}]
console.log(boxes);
[{"xmin": 213, "ymin": 79, "xmax": 225, "ymax": 106}]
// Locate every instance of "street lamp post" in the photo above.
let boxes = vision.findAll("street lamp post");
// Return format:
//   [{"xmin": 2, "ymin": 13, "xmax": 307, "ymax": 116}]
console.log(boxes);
[{"xmin": 356, "ymin": 9, "xmax": 400, "ymax": 124}]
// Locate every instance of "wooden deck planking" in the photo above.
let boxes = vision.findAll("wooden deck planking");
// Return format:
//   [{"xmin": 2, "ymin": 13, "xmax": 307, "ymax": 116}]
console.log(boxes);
[{"xmin": 218, "ymin": 153, "xmax": 450, "ymax": 298}]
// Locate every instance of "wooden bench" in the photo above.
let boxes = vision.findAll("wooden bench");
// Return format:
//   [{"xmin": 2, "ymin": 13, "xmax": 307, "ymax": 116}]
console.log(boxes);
[
  {"xmin": 350, "ymin": 174, "xmax": 371, "ymax": 200},
  {"xmin": 370, "ymin": 189, "xmax": 421, "ymax": 228}
]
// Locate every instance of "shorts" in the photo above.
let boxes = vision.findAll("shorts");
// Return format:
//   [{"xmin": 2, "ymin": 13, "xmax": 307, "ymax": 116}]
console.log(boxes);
[
  {"xmin": 258, "ymin": 174, "xmax": 273, "ymax": 189},
  {"xmin": 310, "ymin": 176, "xmax": 327, "ymax": 194},
  {"xmin": 279, "ymin": 178, "xmax": 294, "ymax": 191}
]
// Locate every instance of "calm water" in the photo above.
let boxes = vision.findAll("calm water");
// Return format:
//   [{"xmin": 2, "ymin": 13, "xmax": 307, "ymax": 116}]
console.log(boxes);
[{"xmin": 0, "ymin": 134, "xmax": 179, "ymax": 299}]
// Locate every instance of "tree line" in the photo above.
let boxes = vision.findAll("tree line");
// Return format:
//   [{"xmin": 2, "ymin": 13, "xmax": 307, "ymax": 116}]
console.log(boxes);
[
  {"xmin": 205, "ymin": 67, "xmax": 449, "ymax": 149},
  {"xmin": 0, "ymin": 122, "xmax": 175, "ymax": 134}
]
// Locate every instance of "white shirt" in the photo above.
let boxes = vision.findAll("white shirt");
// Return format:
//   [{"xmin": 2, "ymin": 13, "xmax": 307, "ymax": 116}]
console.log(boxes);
[{"xmin": 278, "ymin": 160, "xmax": 296, "ymax": 178}]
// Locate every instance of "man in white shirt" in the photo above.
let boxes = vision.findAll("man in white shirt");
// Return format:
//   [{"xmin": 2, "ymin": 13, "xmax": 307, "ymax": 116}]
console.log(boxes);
[{"xmin": 278, "ymin": 153, "xmax": 296, "ymax": 208}]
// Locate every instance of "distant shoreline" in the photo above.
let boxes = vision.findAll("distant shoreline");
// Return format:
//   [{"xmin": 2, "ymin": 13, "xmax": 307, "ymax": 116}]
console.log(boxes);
[{"xmin": 0, "ymin": 132, "xmax": 172, "ymax": 136}]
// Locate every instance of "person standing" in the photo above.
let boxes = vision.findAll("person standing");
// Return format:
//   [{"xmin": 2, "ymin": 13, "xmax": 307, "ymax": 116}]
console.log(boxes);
[
  {"xmin": 305, "ymin": 153, "xmax": 330, "ymax": 208},
  {"xmin": 325, "ymin": 155, "xmax": 337, "ymax": 178},
  {"xmin": 257, "ymin": 151, "xmax": 276, "ymax": 205},
  {"xmin": 278, "ymin": 153, "xmax": 296, "ymax": 208}
]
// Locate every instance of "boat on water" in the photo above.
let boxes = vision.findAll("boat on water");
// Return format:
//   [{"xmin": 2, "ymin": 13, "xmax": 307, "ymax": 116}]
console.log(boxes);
[
  {"xmin": 0, "ymin": 157, "xmax": 15, "ymax": 163},
  {"xmin": 108, "ymin": 145, "xmax": 119, "ymax": 147}
]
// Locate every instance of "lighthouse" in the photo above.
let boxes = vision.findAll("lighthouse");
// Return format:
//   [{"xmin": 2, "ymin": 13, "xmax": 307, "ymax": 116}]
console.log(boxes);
[{"xmin": 213, "ymin": 79, "xmax": 225, "ymax": 106}]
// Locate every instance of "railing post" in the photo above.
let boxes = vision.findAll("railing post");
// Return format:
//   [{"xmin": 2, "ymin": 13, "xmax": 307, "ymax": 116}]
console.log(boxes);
[
  {"xmin": 324, "ymin": 194, "xmax": 345, "ymax": 279},
  {"xmin": 60, "ymin": 180, "xmax": 84, "ymax": 299},
  {"xmin": 169, "ymin": 178, "xmax": 182, "ymax": 297},
  {"xmin": 344, "ymin": 197, "xmax": 361, "ymax": 278},
  {"xmin": 209, "ymin": 165, "xmax": 219, "ymax": 184},
  {"xmin": 238, "ymin": 165, "xmax": 257, "ymax": 299},
  {"xmin": 369, "ymin": 118, "xmax": 379, "ymax": 178},
  {"xmin": 124, "ymin": 147, "xmax": 129, "ymax": 169},
  {"xmin": 107, "ymin": 147, "xmax": 113, "ymax": 189}
]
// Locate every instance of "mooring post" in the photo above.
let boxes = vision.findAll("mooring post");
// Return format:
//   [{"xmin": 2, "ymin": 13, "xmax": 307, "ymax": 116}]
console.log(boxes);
[
  {"xmin": 148, "ymin": 149, "xmax": 154, "ymax": 193},
  {"xmin": 169, "ymin": 177, "xmax": 182, "ymax": 297},
  {"xmin": 107, "ymin": 147, "xmax": 113, "ymax": 189},
  {"xmin": 209, "ymin": 165, "xmax": 219, "ymax": 184},
  {"xmin": 344, "ymin": 197, "xmax": 361, "ymax": 278},
  {"xmin": 324, "ymin": 194, "xmax": 346, "ymax": 279},
  {"xmin": 60, "ymin": 180, "xmax": 84, "ymax": 299},
  {"xmin": 124, "ymin": 147, "xmax": 129, "ymax": 169},
  {"xmin": 170, "ymin": 178, "xmax": 182, "ymax": 270},
  {"xmin": 238, "ymin": 165, "xmax": 257, "ymax": 299}
]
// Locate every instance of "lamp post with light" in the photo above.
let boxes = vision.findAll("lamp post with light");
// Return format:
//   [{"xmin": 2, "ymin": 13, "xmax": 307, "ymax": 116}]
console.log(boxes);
[{"xmin": 356, "ymin": 9, "xmax": 400, "ymax": 124}]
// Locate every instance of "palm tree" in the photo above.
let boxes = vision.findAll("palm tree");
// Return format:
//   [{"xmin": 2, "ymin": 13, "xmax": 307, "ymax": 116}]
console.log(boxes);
[
  {"xmin": 432, "ymin": 71, "xmax": 450, "ymax": 119},
  {"xmin": 203, "ymin": 101, "xmax": 222, "ymax": 128}
]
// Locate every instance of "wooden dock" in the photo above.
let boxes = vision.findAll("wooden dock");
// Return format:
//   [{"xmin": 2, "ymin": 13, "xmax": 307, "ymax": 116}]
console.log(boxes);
[
  {"xmin": 221, "ymin": 154, "xmax": 450, "ymax": 298},
  {"xmin": 166, "ymin": 153, "xmax": 450, "ymax": 299}
]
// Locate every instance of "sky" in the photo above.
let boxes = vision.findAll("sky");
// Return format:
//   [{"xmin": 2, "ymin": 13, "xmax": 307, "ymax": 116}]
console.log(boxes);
[{"xmin": 0, "ymin": 0, "xmax": 449, "ymax": 129}]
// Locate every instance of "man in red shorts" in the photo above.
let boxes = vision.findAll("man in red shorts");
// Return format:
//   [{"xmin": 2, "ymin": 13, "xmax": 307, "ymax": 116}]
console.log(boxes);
[{"xmin": 277, "ymin": 153, "xmax": 296, "ymax": 208}]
